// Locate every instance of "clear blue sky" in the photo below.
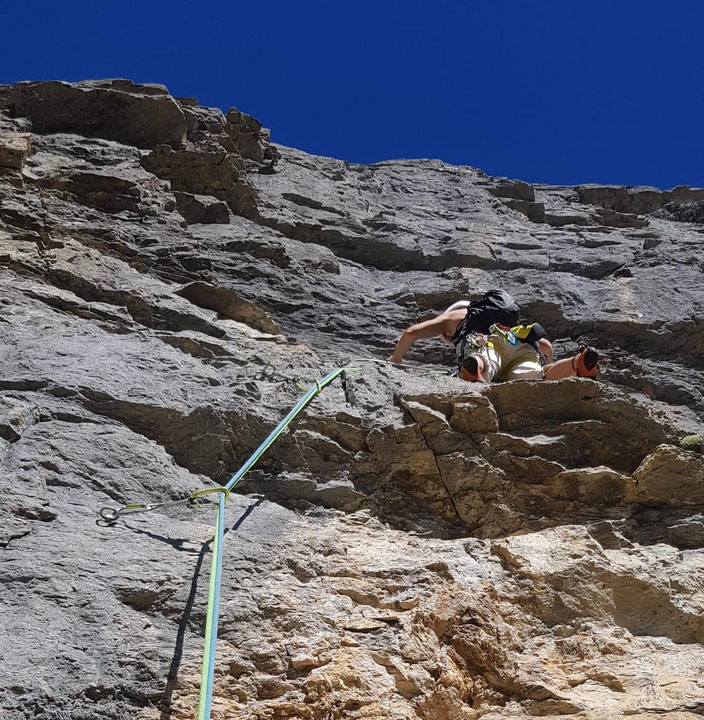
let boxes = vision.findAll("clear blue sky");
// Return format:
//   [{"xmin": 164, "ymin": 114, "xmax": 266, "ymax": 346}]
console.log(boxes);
[{"xmin": 3, "ymin": 1, "xmax": 703, "ymax": 188}]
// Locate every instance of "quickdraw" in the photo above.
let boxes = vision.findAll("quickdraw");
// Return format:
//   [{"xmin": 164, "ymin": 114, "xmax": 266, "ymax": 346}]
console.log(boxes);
[
  {"xmin": 100, "ymin": 369, "xmax": 348, "ymax": 720},
  {"xmin": 98, "ymin": 487, "xmax": 230, "ymax": 524},
  {"xmin": 488, "ymin": 323, "xmax": 518, "ymax": 346},
  {"xmin": 456, "ymin": 331, "xmax": 492, "ymax": 372}
]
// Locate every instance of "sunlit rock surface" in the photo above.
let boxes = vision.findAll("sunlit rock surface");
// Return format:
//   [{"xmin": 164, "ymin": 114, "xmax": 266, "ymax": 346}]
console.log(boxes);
[{"xmin": 1, "ymin": 80, "xmax": 703, "ymax": 720}]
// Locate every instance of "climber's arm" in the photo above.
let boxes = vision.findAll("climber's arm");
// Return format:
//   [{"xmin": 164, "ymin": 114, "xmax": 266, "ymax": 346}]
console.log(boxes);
[{"xmin": 389, "ymin": 315, "xmax": 452, "ymax": 364}]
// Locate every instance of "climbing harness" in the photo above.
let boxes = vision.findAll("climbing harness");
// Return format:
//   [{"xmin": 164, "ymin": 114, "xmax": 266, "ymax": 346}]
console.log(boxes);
[
  {"xmin": 456, "ymin": 330, "xmax": 493, "ymax": 373},
  {"xmin": 457, "ymin": 325, "xmax": 547, "ymax": 383},
  {"xmin": 489, "ymin": 323, "xmax": 518, "ymax": 346}
]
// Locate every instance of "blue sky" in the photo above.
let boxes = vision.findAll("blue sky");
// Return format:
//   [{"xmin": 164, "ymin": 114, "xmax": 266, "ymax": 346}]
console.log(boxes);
[{"xmin": 3, "ymin": 1, "xmax": 703, "ymax": 188}]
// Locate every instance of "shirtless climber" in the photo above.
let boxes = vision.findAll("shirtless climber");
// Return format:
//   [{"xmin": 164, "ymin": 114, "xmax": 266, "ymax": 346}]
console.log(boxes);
[{"xmin": 388, "ymin": 289, "xmax": 599, "ymax": 382}]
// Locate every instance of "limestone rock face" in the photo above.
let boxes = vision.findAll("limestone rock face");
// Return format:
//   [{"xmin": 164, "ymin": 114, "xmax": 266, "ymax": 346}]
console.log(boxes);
[
  {"xmin": 174, "ymin": 191, "xmax": 230, "ymax": 225},
  {"xmin": 11, "ymin": 80, "xmax": 188, "ymax": 148},
  {"xmin": 225, "ymin": 108, "xmax": 270, "ymax": 163},
  {"xmin": 1, "ymin": 79, "xmax": 703, "ymax": 720},
  {"xmin": 0, "ymin": 132, "xmax": 31, "ymax": 170}
]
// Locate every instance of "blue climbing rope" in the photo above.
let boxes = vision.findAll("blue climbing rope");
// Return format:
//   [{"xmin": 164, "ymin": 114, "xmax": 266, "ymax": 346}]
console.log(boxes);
[
  {"xmin": 196, "ymin": 367, "xmax": 346, "ymax": 719},
  {"xmin": 197, "ymin": 491, "xmax": 225, "ymax": 720},
  {"xmin": 225, "ymin": 367, "xmax": 346, "ymax": 494}
]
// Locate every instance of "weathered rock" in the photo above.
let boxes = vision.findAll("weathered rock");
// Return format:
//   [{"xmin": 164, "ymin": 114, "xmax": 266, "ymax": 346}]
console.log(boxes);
[
  {"xmin": 0, "ymin": 85, "xmax": 11, "ymax": 111},
  {"xmin": 631, "ymin": 444, "xmax": 704, "ymax": 506},
  {"xmin": 680, "ymin": 434, "xmax": 703, "ymax": 453},
  {"xmin": 12, "ymin": 80, "xmax": 188, "ymax": 148},
  {"xmin": 140, "ymin": 144, "xmax": 257, "ymax": 216},
  {"xmin": 140, "ymin": 145, "xmax": 240, "ymax": 192},
  {"xmin": 501, "ymin": 197, "xmax": 546, "ymax": 222},
  {"xmin": 0, "ymin": 132, "xmax": 31, "ymax": 170},
  {"xmin": 544, "ymin": 206, "xmax": 599, "ymax": 226},
  {"xmin": 596, "ymin": 206, "xmax": 649, "ymax": 228},
  {"xmin": 179, "ymin": 103, "xmax": 235, "ymax": 153},
  {"xmin": 653, "ymin": 200, "xmax": 704, "ymax": 224},
  {"xmin": 176, "ymin": 281, "xmax": 280, "ymax": 334},
  {"xmin": 226, "ymin": 108, "xmax": 271, "ymax": 163},
  {"xmin": 578, "ymin": 183, "xmax": 704, "ymax": 217},
  {"xmin": 50, "ymin": 168, "xmax": 172, "ymax": 216},
  {"xmin": 1, "ymin": 79, "xmax": 703, "ymax": 720},
  {"xmin": 488, "ymin": 178, "xmax": 535, "ymax": 202},
  {"xmin": 174, "ymin": 191, "xmax": 230, "ymax": 224}
]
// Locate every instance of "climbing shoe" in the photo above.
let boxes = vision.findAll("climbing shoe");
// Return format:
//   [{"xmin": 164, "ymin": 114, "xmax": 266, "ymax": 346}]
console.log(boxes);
[
  {"xmin": 573, "ymin": 346, "xmax": 599, "ymax": 378},
  {"xmin": 460, "ymin": 355, "xmax": 484, "ymax": 382}
]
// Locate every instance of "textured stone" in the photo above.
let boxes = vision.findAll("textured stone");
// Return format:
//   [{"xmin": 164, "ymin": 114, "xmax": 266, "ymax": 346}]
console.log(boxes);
[
  {"xmin": 226, "ymin": 108, "xmax": 270, "ymax": 163},
  {"xmin": 174, "ymin": 191, "xmax": 230, "ymax": 224},
  {"xmin": 1, "ymin": 79, "xmax": 703, "ymax": 720},
  {"xmin": 141, "ymin": 144, "xmax": 239, "ymax": 192},
  {"xmin": 176, "ymin": 281, "xmax": 280, "ymax": 334},
  {"xmin": 632, "ymin": 444, "xmax": 704, "ymax": 506},
  {"xmin": 488, "ymin": 178, "xmax": 535, "ymax": 201},
  {"xmin": 578, "ymin": 183, "xmax": 704, "ymax": 216},
  {"xmin": 0, "ymin": 132, "xmax": 31, "ymax": 170},
  {"xmin": 0, "ymin": 85, "xmax": 11, "ymax": 111},
  {"xmin": 140, "ymin": 144, "xmax": 256, "ymax": 216},
  {"xmin": 653, "ymin": 200, "xmax": 704, "ymax": 224},
  {"xmin": 680, "ymin": 434, "xmax": 703, "ymax": 453},
  {"xmin": 12, "ymin": 80, "xmax": 187, "ymax": 148}
]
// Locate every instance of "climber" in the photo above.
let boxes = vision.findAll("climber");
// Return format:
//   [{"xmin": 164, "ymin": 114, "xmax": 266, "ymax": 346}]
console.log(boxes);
[
  {"xmin": 457, "ymin": 324, "xmax": 599, "ymax": 383},
  {"xmin": 389, "ymin": 289, "xmax": 522, "ymax": 364},
  {"xmin": 389, "ymin": 289, "xmax": 553, "ymax": 364},
  {"xmin": 388, "ymin": 289, "xmax": 599, "ymax": 381}
]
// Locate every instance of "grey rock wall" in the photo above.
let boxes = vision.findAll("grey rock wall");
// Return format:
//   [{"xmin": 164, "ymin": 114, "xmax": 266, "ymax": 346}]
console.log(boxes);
[{"xmin": 1, "ymin": 80, "xmax": 703, "ymax": 720}]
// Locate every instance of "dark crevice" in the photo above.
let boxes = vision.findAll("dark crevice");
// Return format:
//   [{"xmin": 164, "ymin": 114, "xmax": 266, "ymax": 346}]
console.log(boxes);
[
  {"xmin": 417, "ymin": 422, "xmax": 463, "ymax": 526},
  {"xmin": 0, "ymin": 379, "xmax": 49, "ymax": 391}
]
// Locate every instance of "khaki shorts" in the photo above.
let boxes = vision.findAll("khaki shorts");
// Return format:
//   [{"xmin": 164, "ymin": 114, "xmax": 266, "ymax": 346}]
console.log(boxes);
[{"xmin": 473, "ymin": 333, "xmax": 542, "ymax": 382}]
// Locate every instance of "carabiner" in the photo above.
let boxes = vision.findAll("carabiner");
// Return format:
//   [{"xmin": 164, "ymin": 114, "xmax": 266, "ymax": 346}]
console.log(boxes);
[{"xmin": 98, "ymin": 487, "xmax": 230, "ymax": 524}]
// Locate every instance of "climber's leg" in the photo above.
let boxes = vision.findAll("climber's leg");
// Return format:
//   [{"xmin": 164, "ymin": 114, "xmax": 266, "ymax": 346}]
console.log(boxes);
[
  {"xmin": 503, "ymin": 357, "xmax": 543, "ymax": 381},
  {"xmin": 543, "ymin": 346, "xmax": 599, "ymax": 380},
  {"xmin": 538, "ymin": 337, "xmax": 553, "ymax": 365},
  {"xmin": 498, "ymin": 341, "xmax": 543, "ymax": 381}
]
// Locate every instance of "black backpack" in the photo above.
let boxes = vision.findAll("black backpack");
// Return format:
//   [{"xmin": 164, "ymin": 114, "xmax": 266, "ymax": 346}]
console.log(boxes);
[{"xmin": 451, "ymin": 290, "xmax": 520, "ymax": 344}]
